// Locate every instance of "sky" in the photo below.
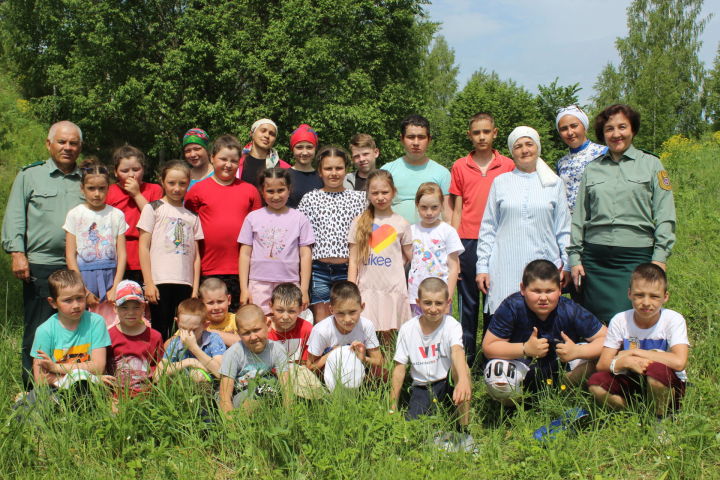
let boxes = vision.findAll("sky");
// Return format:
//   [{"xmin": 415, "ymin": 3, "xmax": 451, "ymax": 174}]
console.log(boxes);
[{"xmin": 425, "ymin": 0, "xmax": 720, "ymax": 104}]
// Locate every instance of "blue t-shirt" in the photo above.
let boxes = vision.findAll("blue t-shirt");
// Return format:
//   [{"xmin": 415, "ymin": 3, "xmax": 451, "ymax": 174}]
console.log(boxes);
[
  {"xmin": 31, "ymin": 311, "xmax": 111, "ymax": 364},
  {"xmin": 381, "ymin": 157, "xmax": 451, "ymax": 224},
  {"xmin": 488, "ymin": 292, "xmax": 602, "ymax": 375},
  {"xmin": 164, "ymin": 330, "xmax": 227, "ymax": 361}
]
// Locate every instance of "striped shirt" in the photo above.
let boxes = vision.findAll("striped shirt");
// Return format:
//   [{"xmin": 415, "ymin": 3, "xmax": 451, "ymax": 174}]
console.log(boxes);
[{"xmin": 476, "ymin": 169, "xmax": 571, "ymax": 314}]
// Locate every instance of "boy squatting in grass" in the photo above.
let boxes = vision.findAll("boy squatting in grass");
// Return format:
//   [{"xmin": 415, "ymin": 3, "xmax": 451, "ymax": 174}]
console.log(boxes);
[
  {"xmin": 218, "ymin": 304, "xmax": 291, "ymax": 413},
  {"xmin": 390, "ymin": 277, "xmax": 472, "ymax": 430},
  {"xmin": 268, "ymin": 283, "xmax": 314, "ymax": 363},
  {"xmin": 154, "ymin": 298, "xmax": 226, "ymax": 383},
  {"xmin": 588, "ymin": 263, "xmax": 689, "ymax": 418},
  {"xmin": 306, "ymin": 281, "xmax": 384, "ymax": 388},
  {"xmin": 482, "ymin": 259, "xmax": 607, "ymax": 405},
  {"xmin": 199, "ymin": 277, "xmax": 240, "ymax": 347},
  {"xmin": 28, "ymin": 270, "xmax": 111, "ymax": 400}
]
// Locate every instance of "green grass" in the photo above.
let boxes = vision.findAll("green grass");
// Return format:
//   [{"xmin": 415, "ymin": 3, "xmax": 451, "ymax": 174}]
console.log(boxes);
[{"xmin": 0, "ymin": 77, "xmax": 719, "ymax": 478}]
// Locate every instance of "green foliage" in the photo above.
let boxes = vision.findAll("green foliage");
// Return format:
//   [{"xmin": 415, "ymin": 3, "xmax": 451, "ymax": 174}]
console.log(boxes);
[
  {"xmin": 421, "ymin": 35, "xmax": 458, "ymax": 143},
  {"xmin": 592, "ymin": 0, "xmax": 710, "ymax": 150},
  {"xmin": 702, "ymin": 43, "xmax": 720, "ymax": 130},
  {"xmin": 0, "ymin": 0, "xmax": 435, "ymax": 166},
  {"xmin": 432, "ymin": 70, "xmax": 551, "ymax": 168},
  {"xmin": 536, "ymin": 78, "xmax": 584, "ymax": 162}
]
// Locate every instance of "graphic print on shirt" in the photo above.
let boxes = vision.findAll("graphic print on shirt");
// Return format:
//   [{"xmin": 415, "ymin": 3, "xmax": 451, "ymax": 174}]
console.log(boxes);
[
  {"xmin": 366, "ymin": 223, "xmax": 396, "ymax": 267},
  {"xmin": 53, "ymin": 343, "xmax": 91, "ymax": 363},
  {"xmin": 235, "ymin": 363, "xmax": 273, "ymax": 389},
  {"xmin": 78, "ymin": 221, "xmax": 116, "ymax": 265},
  {"xmin": 115, "ymin": 355, "xmax": 153, "ymax": 387},
  {"xmin": 258, "ymin": 225, "xmax": 289, "ymax": 258},
  {"xmin": 409, "ymin": 238, "xmax": 445, "ymax": 283},
  {"xmin": 164, "ymin": 217, "xmax": 191, "ymax": 255}
]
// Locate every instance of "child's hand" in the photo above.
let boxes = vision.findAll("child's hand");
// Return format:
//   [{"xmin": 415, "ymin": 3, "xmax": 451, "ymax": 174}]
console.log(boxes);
[
  {"xmin": 123, "ymin": 177, "xmax": 141, "ymax": 197},
  {"xmin": 525, "ymin": 327, "xmax": 549, "ymax": 359},
  {"xmin": 179, "ymin": 329, "xmax": 199, "ymax": 349},
  {"xmin": 145, "ymin": 283, "xmax": 160, "ymax": 304},
  {"xmin": 555, "ymin": 331, "xmax": 578, "ymax": 362},
  {"xmin": 86, "ymin": 290, "xmax": 100, "ymax": 308},
  {"xmin": 106, "ymin": 287, "xmax": 117, "ymax": 303},
  {"xmin": 452, "ymin": 378, "xmax": 472, "ymax": 406},
  {"xmin": 301, "ymin": 290, "xmax": 310, "ymax": 311},
  {"xmin": 35, "ymin": 350, "xmax": 57, "ymax": 373},
  {"xmin": 101, "ymin": 375, "xmax": 118, "ymax": 387},
  {"xmin": 350, "ymin": 341, "xmax": 366, "ymax": 362},
  {"xmin": 240, "ymin": 290, "xmax": 251, "ymax": 306},
  {"xmin": 623, "ymin": 355, "xmax": 651, "ymax": 374}
]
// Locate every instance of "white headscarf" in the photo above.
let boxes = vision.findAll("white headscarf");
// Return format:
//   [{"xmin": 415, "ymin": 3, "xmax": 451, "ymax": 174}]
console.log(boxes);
[
  {"xmin": 507, "ymin": 126, "xmax": 558, "ymax": 188},
  {"xmin": 555, "ymin": 105, "xmax": 589, "ymax": 131},
  {"xmin": 250, "ymin": 118, "xmax": 278, "ymax": 133}
]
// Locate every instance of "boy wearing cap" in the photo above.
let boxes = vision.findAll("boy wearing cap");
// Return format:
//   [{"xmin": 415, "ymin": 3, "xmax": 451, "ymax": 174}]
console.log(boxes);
[
  {"xmin": 182, "ymin": 128, "xmax": 214, "ymax": 189},
  {"xmin": 288, "ymin": 124, "xmax": 322, "ymax": 208},
  {"xmin": 104, "ymin": 280, "xmax": 164, "ymax": 395}
]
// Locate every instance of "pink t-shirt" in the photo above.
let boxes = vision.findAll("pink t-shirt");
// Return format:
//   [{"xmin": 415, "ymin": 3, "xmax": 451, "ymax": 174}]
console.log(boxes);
[
  {"xmin": 184, "ymin": 177, "xmax": 262, "ymax": 276},
  {"xmin": 238, "ymin": 207, "xmax": 314, "ymax": 283},
  {"xmin": 136, "ymin": 200, "xmax": 203, "ymax": 286},
  {"xmin": 106, "ymin": 182, "xmax": 163, "ymax": 270}
]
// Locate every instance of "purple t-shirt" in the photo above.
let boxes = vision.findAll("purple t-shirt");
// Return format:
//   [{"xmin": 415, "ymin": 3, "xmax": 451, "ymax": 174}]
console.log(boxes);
[{"xmin": 238, "ymin": 207, "xmax": 314, "ymax": 282}]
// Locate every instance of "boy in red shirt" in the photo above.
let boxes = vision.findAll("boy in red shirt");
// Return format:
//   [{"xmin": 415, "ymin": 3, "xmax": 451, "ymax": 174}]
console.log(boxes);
[
  {"xmin": 184, "ymin": 135, "xmax": 262, "ymax": 311},
  {"xmin": 268, "ymin": 283, "xmax": 313, "ymax": 363},
  {"xmin": 449, "ymin": 113, "xmax": 514, "ymax": 368}
]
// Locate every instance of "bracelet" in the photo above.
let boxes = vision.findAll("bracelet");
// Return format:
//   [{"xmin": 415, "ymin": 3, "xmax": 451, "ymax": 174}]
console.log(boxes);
[
  {"xmin": 522, "ymin": 342, "xmax": 527, "ymax": 358},
  {"xmin": 610, "ymin": 358, "xmax": 628, "ymax": 375}
]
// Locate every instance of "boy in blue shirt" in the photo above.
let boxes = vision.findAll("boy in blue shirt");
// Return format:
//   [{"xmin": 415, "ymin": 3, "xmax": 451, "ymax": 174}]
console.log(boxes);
[{"xmin": 482, "ymin": 259, "xmax": 607, "ymax": 405}]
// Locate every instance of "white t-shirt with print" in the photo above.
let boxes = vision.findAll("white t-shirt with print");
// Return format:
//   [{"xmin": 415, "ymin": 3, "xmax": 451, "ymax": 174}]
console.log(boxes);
[
  {"xmin": 408, "ymin": 222, "xmax": 464, "ymax": 302},
  {"xmin": 605, "ymin": 308, "xmax": 689, "ymax": 381},
  {"xmin": 307, "ymin": 315, "xmax": 380, "ymax": 357},
  {"xmin": 393, "ymin": 315, "xmax": 463, "ymax": 385}
]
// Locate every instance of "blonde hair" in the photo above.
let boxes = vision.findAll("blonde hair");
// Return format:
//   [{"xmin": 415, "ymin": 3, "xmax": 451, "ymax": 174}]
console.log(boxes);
[
  {"xmin": 354, "ymin": 170, "xmax": 396, "ymax": 265},
  {"xmin": 414, "ymin": 182, "xmax": 443, "ymax": 206}
]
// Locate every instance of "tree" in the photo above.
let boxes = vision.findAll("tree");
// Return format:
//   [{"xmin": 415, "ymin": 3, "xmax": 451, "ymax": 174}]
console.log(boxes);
[
  {"xmin": 703, "ymin": 42, "xmax": 720, "ymax": 130},
  {"xmin": 592, "ymin": 0, "xmax": 710, "ymax": 150},
  {"xmin": 0, "ymin": 0, "xmax": 435, "ymax": 166},
  {"xmin": 421, "ymin": 35, "xmax": 458, "ymax": 144},
  {"xmin": 432, "ymin": 70, "xmax": 551, "ymax": 167},
  {"xmin": 536, "ymin": 78, "xmax": 583, "ymax": 161}
]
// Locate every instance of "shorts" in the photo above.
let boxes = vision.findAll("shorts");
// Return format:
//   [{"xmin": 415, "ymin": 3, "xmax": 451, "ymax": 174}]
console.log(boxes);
[
  {"xmin": 407, "ymin": 377, "xmax": 454, "ymax": 420},
  {"xmin": 310, "ymin": 261, "xmax": 348, "ymax": 305},
  {"xmin": 587, "ymin": 362, "xmax": 685, "ymax": 409},
  {"xmin": 249, "ymin": 280, "xmax": 297, "ymax": 315}
]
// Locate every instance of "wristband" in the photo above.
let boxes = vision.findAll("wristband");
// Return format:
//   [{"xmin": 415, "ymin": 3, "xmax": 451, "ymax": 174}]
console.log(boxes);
[{"xmin": 609, "ymin": 358, "xmax": 628, "ymax": 376}]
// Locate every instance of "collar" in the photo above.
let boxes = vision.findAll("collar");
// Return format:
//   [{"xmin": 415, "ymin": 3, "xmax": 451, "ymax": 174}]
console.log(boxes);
[
  {"xmin": 47, "ymin": 158, "xmax": 81, "ymax": 177},
  {"xmin": 601, "ymin": 144, "xmax": 639, "ymax": 163},
  {"xmin": 465, "ymin": 150, "xmax": 503, "ymax": 171},
  {"xmin": 198, "ymin": 331, "xmax": 212, "ymax": 348},
  {"xmin": 569, "ymin": 140, "xmax": 590, "ymax": 154}
]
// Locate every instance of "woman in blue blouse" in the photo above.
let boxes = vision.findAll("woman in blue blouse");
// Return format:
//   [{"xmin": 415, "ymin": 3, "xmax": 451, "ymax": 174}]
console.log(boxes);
[{"xmin": 475, "ymin": 126, "xmax": 571, "ymax": 322}]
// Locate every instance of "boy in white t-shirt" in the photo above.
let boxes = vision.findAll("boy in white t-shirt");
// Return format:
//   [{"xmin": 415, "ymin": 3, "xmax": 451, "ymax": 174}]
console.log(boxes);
[
  {"xmin": 390, "ymin": 278, "xmax": 472, "ymax": 447},
  {"xmin": 306, "ymin": 281, "xmax": 383, "ymax": 388},
  {"xmin": 588, "ymin": 263, "xmax": 689, "ymax": 418}
]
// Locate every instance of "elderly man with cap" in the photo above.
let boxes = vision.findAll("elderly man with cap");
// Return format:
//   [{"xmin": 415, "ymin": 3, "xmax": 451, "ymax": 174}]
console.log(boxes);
[
  {"xmin": 2, "ymin": 120, "xmax": 85, "ymax": 388},
  {"xmin": 182, "ymin": 128, "xmax": 213, "ymax": 189},
  {"xmin": 555, "ymin": 105, "xmax": 607, "ymax": 214},
  {"xmin": 237, "ymin": 118, "xmax": 290, "ymax": 186},
  {"xmin": 475, "ymin": 126, "xmax": 571, "ymax": 328}
]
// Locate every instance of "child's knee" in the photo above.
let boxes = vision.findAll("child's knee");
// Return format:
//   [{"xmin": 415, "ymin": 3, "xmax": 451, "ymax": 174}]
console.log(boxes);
[{"xmin": 588, "ymin": 384, "xmax": 609, "ymax": 400}]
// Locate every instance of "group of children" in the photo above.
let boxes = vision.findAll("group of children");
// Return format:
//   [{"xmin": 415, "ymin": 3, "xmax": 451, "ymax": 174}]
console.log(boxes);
[{"xmin": 21, "ymin": 113, "xmax": 689, "ymax": 447}]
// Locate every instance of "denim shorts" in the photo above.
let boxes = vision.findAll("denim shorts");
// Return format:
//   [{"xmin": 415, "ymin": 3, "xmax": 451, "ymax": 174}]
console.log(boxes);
[{"xmin": 310, "ymin": 260, "xmax": 348, "ymax": 305}]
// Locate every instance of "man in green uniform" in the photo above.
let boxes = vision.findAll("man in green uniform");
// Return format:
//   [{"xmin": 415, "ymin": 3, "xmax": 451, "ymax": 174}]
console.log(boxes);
[
  {"xmin": 2, "ymin": 121, "xmax": 84, "ymax": 388},
  {"xmin": 568, "ymin": 144, "xmax": 676, "ymax": 323}
]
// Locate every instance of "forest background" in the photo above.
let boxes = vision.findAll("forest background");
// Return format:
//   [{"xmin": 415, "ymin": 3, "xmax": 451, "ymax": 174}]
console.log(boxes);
[{"xmin": 0, "ymin": 0, "xmax": 718, "ymax": 478}]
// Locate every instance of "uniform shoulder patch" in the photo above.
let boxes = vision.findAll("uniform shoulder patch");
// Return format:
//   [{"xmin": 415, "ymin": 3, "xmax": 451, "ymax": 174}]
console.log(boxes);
[
  {"xmin": 657, "ymin": 170, "xmax": 672, "ymax": 191},
  {"xmin": 21, "ymin": 160, "xmax": 44, "ymax": 171}
]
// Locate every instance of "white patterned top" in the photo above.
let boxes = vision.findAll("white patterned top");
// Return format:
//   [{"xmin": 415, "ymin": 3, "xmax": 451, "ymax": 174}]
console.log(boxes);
[{"xmin": 556, "ymin": 141, "xmax": 607, "ymax": 213}]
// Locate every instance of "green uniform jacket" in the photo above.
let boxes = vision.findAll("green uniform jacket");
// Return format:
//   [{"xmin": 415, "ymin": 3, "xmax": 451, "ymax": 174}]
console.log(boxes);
[
  {"xmin": 1, "ymin": 159, "xmax": 83, "ymax": 265},
  {"xmin": 568, "ymin": 145, "xmax": 676, "ymax": 266}
]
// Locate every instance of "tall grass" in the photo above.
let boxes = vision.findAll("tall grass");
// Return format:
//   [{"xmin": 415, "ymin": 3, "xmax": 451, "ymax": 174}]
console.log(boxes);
[{"xmin": 0, "ymin": 78, "xmax": 718, "ymax": 478}]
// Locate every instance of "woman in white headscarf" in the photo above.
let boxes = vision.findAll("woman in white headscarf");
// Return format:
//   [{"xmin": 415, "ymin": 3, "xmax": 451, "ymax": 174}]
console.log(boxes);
[
  {"xmin": 237, "ymin": 118, "xmax": 290, "ymax": 186},
  {"xmin": 555, "ymin": 105, "xmax": 607, "ymax": 214},
  {"xmin": 475, "ymin": 126, "xmax": 571, "ymax": 318}
]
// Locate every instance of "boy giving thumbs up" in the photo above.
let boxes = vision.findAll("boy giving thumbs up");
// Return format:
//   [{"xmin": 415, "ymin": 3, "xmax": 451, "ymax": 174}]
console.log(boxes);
[{"xmin": 480, "ymin": 260, "xmax": 607, "ymax": 405}]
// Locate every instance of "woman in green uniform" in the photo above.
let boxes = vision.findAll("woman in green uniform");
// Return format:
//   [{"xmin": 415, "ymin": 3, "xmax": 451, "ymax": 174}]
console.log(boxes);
[{"xmin": 567, "ymin": 104, "xmax": 676, "ymax": 323}]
